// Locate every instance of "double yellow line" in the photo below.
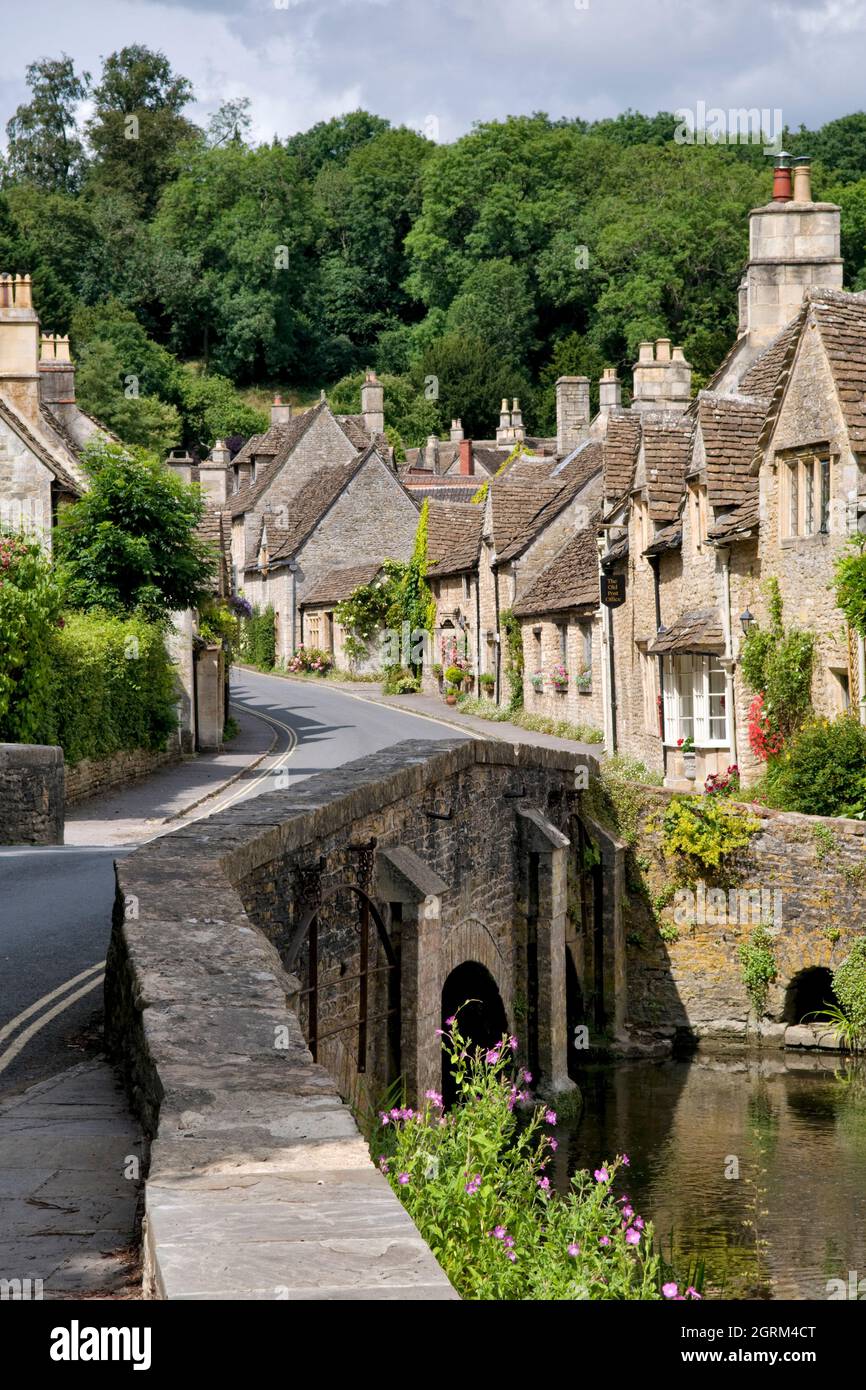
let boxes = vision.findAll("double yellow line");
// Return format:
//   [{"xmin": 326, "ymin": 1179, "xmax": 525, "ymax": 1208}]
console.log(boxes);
[
  {"xmin": 0, "ymin": 961, "xmax": 105, "ymax": 1078},
  {"xmin": 0, "ymin": 703, "xmax": 298, "ymax": 1078}
]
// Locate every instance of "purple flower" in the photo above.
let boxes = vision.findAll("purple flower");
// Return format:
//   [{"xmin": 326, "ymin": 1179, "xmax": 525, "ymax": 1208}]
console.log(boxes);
[
  {"xmin": 567, "ymin": 1242, "xmax": 580, "ymax": 1257},
  {"xmin": 598, "ymin": 1236, "xmax": 610, "ymax": 1246},
  {"xmin": 445, "ymin": 1015, "xmax": 456, "ymax": 1027},
  {"xmin": 622, "ymin": 1204, "xmax": 634, "ymax": 1219},
  {"xmin": 505, "ymin": 1250, "xmax": 517, "ymax": 1262},
  {"xmin": 485, "ymin": 1045, "xmax": 502, "ymax": 1065},
  {"xmin": 625, "ymin": 1227, "xmax": 641, "ymax": 1246},
  {"xmin": 390, "ymin": 1107, "xmax": 401, "ymax": 1119},
  {"xmin": 537, "ymin": 1176, "xmax": 550, "ymax": 1191},
  {"xmin": 492, "ymin": 1225, "xmax": 507, "ymax": 1241},
  {"xmin": 548, "ymin": 1137, "xmax": 558, "ymax": 1151},
  {"xmin": 434, "ymin": 1028, "xmax": 444, "ymax": 1037},
  {"xmin": 464, "ymin": 1174, "xmax": 482, "ymax": 1196},
  {"xmin": 379, "ymin": 1112, "xmax": 389, "ymax": 1126},
  {"xmin": 545, "ymin": 1110, "xmax": 557, "ymax": 1125},
  {"xmin": 398, "ymin": 1173, "xmax": 410, "ymax": 1186},
  {"xmin": 504, "ymin": 1235, "xmax": 515, "ymax": 1249},
  {"xmin": 424, "ymin": 1089, "xmax": 443, "ymax": 1108},
  {"xmin": 621, "ymin": 1154, "xmax": 630, "ymax": 1167},
  {"xmin": 521, "ymin": 1070, "xmax": 533, "ymax": 1084},
  {"xmin": 594, "ymin": 1167, "xmax": 609, "ymax": 1183},
  {"xmin": 662, "ymin": 1282, "xmax": 678, "ymax": 1299},
  {"xmin": 634, "ymin": 1216, "xmax": 644, "ymax": 1230},
  {"xmin": 378, "ymin": 1156, "xmax": 389, "ymax": 1174},
  {"xmin": 686, "ymin": 1286, "xmax": 702, "ymax": 1300},
  {"xmin": 509, "ymin": 1035, "xmax": 519, "ymax": 1051}
]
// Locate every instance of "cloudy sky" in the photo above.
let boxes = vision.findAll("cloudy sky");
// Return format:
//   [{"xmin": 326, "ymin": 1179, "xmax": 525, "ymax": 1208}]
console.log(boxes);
[{"xmin": 1, "ymin": 0, "xmax": 864, "ymax": 145}]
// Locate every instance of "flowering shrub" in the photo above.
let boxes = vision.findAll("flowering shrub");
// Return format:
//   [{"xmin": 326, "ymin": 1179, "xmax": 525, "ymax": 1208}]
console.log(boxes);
[
  {"xmin": 550, "ymin": 662, "xmax": 569, "ymax": 692},
  {"xmin": 704, "ymin": 764, "xmax": 740, "ymax": 798},
  {"xmin": 228, "ymin": 593, "xmax": 253, "ymax": 619},
  {"xmin": 286, "ymin": 645, "xmax": 333, "ymax": 675},
  {"xmin": 663, "ymin": 795, "xmax": 760, "ymax": 871},
  {"xmin": 747, "ymin": 692, "xmax": 784, "ymax": 762},
  {"xmin": 376, "ymin": 1017, "xmax": 699, "ymax": 1300}
]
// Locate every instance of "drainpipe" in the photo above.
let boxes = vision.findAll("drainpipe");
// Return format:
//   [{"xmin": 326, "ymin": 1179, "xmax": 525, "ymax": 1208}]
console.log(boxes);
[
  {"xmin": 493, "ymin": 563, "xmax": 501, "ymax": 704},
  {"xmin": 859, "ymin": 634, "xmax": 866, "ymax": 726},
  {"xmin": 649, "ymin": 554, "xmax": 668, "ymax": 778},
  {"xmin": 475, "ymin": 571, "xmax": 482, "ymax": 696},
  {"xmin": 288, "ymin": 561, "xmax": 299, "ymax": 658},
  {"xmin": 597, "ymin": 537, "xmax": 617, "ymax": 754},
  {"xmin": 717, "ymin": 545, "xmax": 738, "ymax": 767}
]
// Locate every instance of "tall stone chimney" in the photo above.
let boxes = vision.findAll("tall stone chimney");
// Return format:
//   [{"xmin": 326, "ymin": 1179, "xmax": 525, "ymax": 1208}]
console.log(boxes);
[
  {"xmin": 199, "ymin": 439, "xmax": 231, "ymax": 507},
  {"xmin": 631, "ymin": 340, "xmax": 692, "ymax": 412},
  {"xmin": 165, "ymin": 449, "xmax": 195, "ymax": 486},
  {"xmin": 556, "ymin": 376, "xmax": 590, "ymax": 453},
  {"xmin": 361, "ymin": 369, "xmax": 384, "ymax": 435},
  {"xmin": 271, "ymin": 394, "xmax": 291, "ymax": 426},
  {"xmin": 496, "ymin": 398, "xmax": 512, "ymax": 447},
  {"xmin": 743, "ymin": 153, "xmax": 842, "ymax": 348},
  {"xmin": 450, "ymin": 417, "xmax": 464, "ymax": 443},
  {"xmin": 38, "ymin": 333, "xmax": 76, "ymax": 406},
  {"xmin": 0, "ymin": 273, "xmax": 40, "ymax": 421},
  {"xmin": 598, "ymin": 366, "xmax": 622, "ymax": 413},
  {"xmin": 510, "ymin": 398, "xmax": 525, "ymax": 442},
  {"xmin": 424, "ymin": 433, "xmax": 440, "ymax": 473}
]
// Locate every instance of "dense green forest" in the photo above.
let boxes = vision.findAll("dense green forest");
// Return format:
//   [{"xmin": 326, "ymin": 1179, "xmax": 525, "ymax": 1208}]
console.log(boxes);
[{"xmin": 4, "ymin": 46, "xmax": 866, "ymax": 454}]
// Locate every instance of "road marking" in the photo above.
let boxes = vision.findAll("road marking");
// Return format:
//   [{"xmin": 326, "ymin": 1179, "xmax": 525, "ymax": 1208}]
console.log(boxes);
[
  {"xmin": 171, "ymin": 703, "xmax": 298, "ymax": 826},
  {"xmin": 0, "ymin": 962, "xmax": 105, "ymax": 1047},
  {"xmin": 0, "ymin": 972, "xmax": 104, "ymax": 1077}
]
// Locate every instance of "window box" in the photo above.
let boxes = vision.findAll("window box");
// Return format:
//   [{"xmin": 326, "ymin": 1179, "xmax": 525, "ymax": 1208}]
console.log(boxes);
[
  {"xmin": 530, "ymin": 671, "xmax": 544, "ymax": 694},
  {"xmin": 550, "ymin": 663, "xmax": 569, "ymax": 693}
]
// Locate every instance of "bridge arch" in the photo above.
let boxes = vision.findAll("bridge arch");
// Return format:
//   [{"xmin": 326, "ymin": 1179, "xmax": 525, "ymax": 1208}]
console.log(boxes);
[
  {"xmin": 440, "ymin": 960, "xmax": 509, "ymax": 1106},
  {"xmin": 783, "ymin": 966, "xmax": 838, "ymax": 1025}
]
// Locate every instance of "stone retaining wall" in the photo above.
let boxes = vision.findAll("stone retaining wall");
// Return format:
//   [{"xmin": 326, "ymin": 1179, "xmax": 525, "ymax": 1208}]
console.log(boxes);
[
  {"xmin": 616, "ymin": 784, "xmax": 866, "ymax": 1044},
  {"xmin": 0, "ymin": 742, "xmax": 64, "ymax": 844},
  {"xmin": 66, "ymin": 742, "xmax": 180, "ymax": 805}
]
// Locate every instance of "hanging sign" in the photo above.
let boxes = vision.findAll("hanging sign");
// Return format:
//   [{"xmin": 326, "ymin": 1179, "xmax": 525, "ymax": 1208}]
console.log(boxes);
[{"xmin": 600, "ymin": 573, "xmax": 627, "ymax": 609}]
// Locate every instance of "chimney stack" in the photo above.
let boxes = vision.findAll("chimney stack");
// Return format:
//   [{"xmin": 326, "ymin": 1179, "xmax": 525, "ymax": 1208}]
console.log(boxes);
[
  {"xmin": 631, "ymin": 340, "xmax": 692, "ymax": 412},
  {"xmin": 598, "ymin": 366, "xmax": 622, "ymax": 413},
  {"xmin": 38, "ymin": 332, "xmax": 76, "ymax": 406},
  {"xmin": 793, "ymin": 155, "xmax": 813, "ymax": 204},
  {"xmin": 450, "ymin": 417, "xmax": 464, "ymax": 443},
  {"xmin": 0, "ymin": 273, "xmax": 41, "ymax": 421},
  {"xmin": 555, "ymin": 376, "xmax": 590, "ymax": 454},
  {"xmin": 164, "ymin": 448, "xmax": 195, "ymax": 487},
  {"xmin": 425, "ymin": 432, "xmax": 441, "ymax": 473},
  {"xmin": 199, "ymin": 439, "xmax": 231, "ymax": 506},
  {"xmin": 459, "ymin": 439, "xmax": 473, "ymax": 475},
  {"xmin": 740, "ymin": 153, "xmax": 842, "ymax": 349},
  {"xmin": 271, "ymin": 394, "xmax": 292, "ymax": 426},
  {"xmin": 510, "ymin": 397, "xmax": 525, "ymax": 441},
  {"xmin": 361, "ymin": 369, "xmax": 384, "ymax": 435}
]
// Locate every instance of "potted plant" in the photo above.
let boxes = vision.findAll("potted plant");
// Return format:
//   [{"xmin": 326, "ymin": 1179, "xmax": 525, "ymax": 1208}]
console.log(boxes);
[
  {"xmin": 575, "ymin": 669, "xmax": 592, "ymax": 693},
  {"xmin": 530, "ymin": 670, "xmax": 544, "ymax": 694},
  {"xmin": 550, "ymin": 662, "xmax": 569, "ymax": 693},
  {"xmin": 479, "ymin": 672, "xmax": 495, "ymax": 698},
  {"xmin": 444, "ymin": 664, "xmax": 465, "ymax": 705},
  {"xmin": 677, "ymin": 735, "xmax": 696, "ymax": 779}
]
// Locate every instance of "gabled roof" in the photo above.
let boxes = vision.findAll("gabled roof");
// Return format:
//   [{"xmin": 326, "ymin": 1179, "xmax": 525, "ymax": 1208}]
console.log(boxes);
[
  {"xmin": 809, "ymin": 289, "xmax": 866, "ymax": 449},
  {"xmin": 737, "ymin": 316, "xmax": 803, "ymax": 398},
  {"xmin": 489, "ymin": 479, "xmax": 563, "ymax": 555},
  {"xmin": 258, "ymin": 449, "xmax": 370, "ymax": 568},
  {"xmin": 229, "ymin": 403, "xmax": 328, "ymax": 517},
  {"xmin": 512, "ymin": 523, "xmax": 600, "ymax": 618},
  {"xmin": 642, "ymin": 416, "xmax": 692, "ymax": 522},
  {"xmin": 648, "ymin": 607, "xmax": 724, "ymax": 654},
  {"xmin": 301, "ymin": 561, "xmax": 383, "ymax": 606},
  {"xmin": 426, "ymin": 500, "xmax": 483, "ymax": 577},
  {"xmin": 494, "ymin": 442, "xmax": 603, "ymax": 563},
  {"xmin": 602, "ymin": 412, "xmax": 641, "ymax": 500},
  {"xmin": 694, "ymin": 394, "xmax": 767, "ymax": 508},
  {"xmin": 0, "ymin": 397, "xmax": 81, "ymax": 493}
]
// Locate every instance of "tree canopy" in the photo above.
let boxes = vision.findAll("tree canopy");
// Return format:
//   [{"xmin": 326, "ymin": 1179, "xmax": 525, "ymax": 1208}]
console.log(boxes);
[{"xmin": 4, "ymin": 49, "xmax": 866, "ymax": 450}]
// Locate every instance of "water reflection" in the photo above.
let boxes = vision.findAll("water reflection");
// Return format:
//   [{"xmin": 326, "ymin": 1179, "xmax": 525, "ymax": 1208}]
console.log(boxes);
[{"xmin": 556, "ymin": 1053, "xmax": 866, "ymax": 1300}]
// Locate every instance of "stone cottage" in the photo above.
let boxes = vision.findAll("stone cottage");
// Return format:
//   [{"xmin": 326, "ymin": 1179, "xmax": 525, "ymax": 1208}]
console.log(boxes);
[{"xmin": 599, "ymin": 154, "xmax": 866, "ymax": 788}]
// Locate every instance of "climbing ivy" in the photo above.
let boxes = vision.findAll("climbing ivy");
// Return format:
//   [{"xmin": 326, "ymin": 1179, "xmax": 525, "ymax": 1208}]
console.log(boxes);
[
  {"xmin": 499, "ymin": 608, "xmax": 524, "ymax": 712},
  {"xmin": 334, "ymin": 500, "xmax": 435, "ymax": 671},
  {"xmin": 834, "ymin": 533, "xmax": 866, "ymax": 639},
  {"xmin": 833, "ymin": 938, "xmax": 866, "ymax": 1037},
  {"xmin": 738, "ymin": 926, "xmax": 778, "ymax": 1016},
  {"xmin": 740, "ymin": 578, "xmax": 815, "ymax": 749}
]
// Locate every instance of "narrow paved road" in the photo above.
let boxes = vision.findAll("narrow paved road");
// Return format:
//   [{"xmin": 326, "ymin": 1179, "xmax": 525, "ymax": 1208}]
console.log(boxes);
[{"xmin": 0, "ymin": 671, "xmax": 464, "ymax": 1098}]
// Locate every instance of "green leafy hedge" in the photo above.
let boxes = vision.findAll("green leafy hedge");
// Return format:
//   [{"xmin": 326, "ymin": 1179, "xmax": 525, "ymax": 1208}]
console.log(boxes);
[
  {"xmin": 239, "ymin": 606, "xmax": 276, "ymax": 670},
  {"xmin": 51, "ymin": 612, "xmax": 177, "ymax": 764}
]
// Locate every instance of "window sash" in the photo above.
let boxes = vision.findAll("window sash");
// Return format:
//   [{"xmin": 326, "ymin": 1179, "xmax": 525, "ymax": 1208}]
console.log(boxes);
[{"xmin": 663, "ymin": 654, "xmax": 728, "ymax": 746}]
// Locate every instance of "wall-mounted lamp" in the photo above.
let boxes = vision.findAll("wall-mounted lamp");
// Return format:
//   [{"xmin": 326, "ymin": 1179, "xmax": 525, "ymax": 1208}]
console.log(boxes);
[{"xmin": 740, "ymin": 607, "xmax": 756, "ymax": 637}]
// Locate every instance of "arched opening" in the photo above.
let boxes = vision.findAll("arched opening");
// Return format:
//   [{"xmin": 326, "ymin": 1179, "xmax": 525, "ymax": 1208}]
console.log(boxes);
[
  {"xmin": 441, "ymin": 960, "xmax": 508, "ymax": 1107},
  {"xmin": 783, "ymin": 967, "xmax": 838, "ymax": 1024}
]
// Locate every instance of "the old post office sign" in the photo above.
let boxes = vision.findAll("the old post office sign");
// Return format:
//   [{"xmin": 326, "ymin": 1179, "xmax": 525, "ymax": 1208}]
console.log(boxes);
[{"xmin": 600, "ymin": 573, "xmax": 626, "ymax": 608}]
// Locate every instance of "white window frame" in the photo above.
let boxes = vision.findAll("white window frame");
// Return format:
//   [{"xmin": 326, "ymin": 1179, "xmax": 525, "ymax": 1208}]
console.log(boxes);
[{"xmin": 662, "ymin": 653, "xmax": 728, "ymax": 747}]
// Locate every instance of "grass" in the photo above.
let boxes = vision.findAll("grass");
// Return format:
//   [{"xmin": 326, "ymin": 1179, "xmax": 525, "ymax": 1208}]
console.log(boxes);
[
  {"xmin": 604, "ymin": 753, "xmax": 664, "ymax": 785},
  {"xmin": 236, "ymin": 660, "xmax": 381, "ymax": 684},
  {"xmin": 456, "ymin": 695, "xmax": 604, "ymax": 745}
]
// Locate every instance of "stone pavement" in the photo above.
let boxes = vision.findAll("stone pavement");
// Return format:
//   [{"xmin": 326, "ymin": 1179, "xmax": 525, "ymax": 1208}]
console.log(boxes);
[
  {"xmin": 65, "ymin": 709, "xmax": 276, "ymax": 847},
  {"xmin": 0, "ymin": 1061, "xmax": 143, "ymax": 1299}
]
